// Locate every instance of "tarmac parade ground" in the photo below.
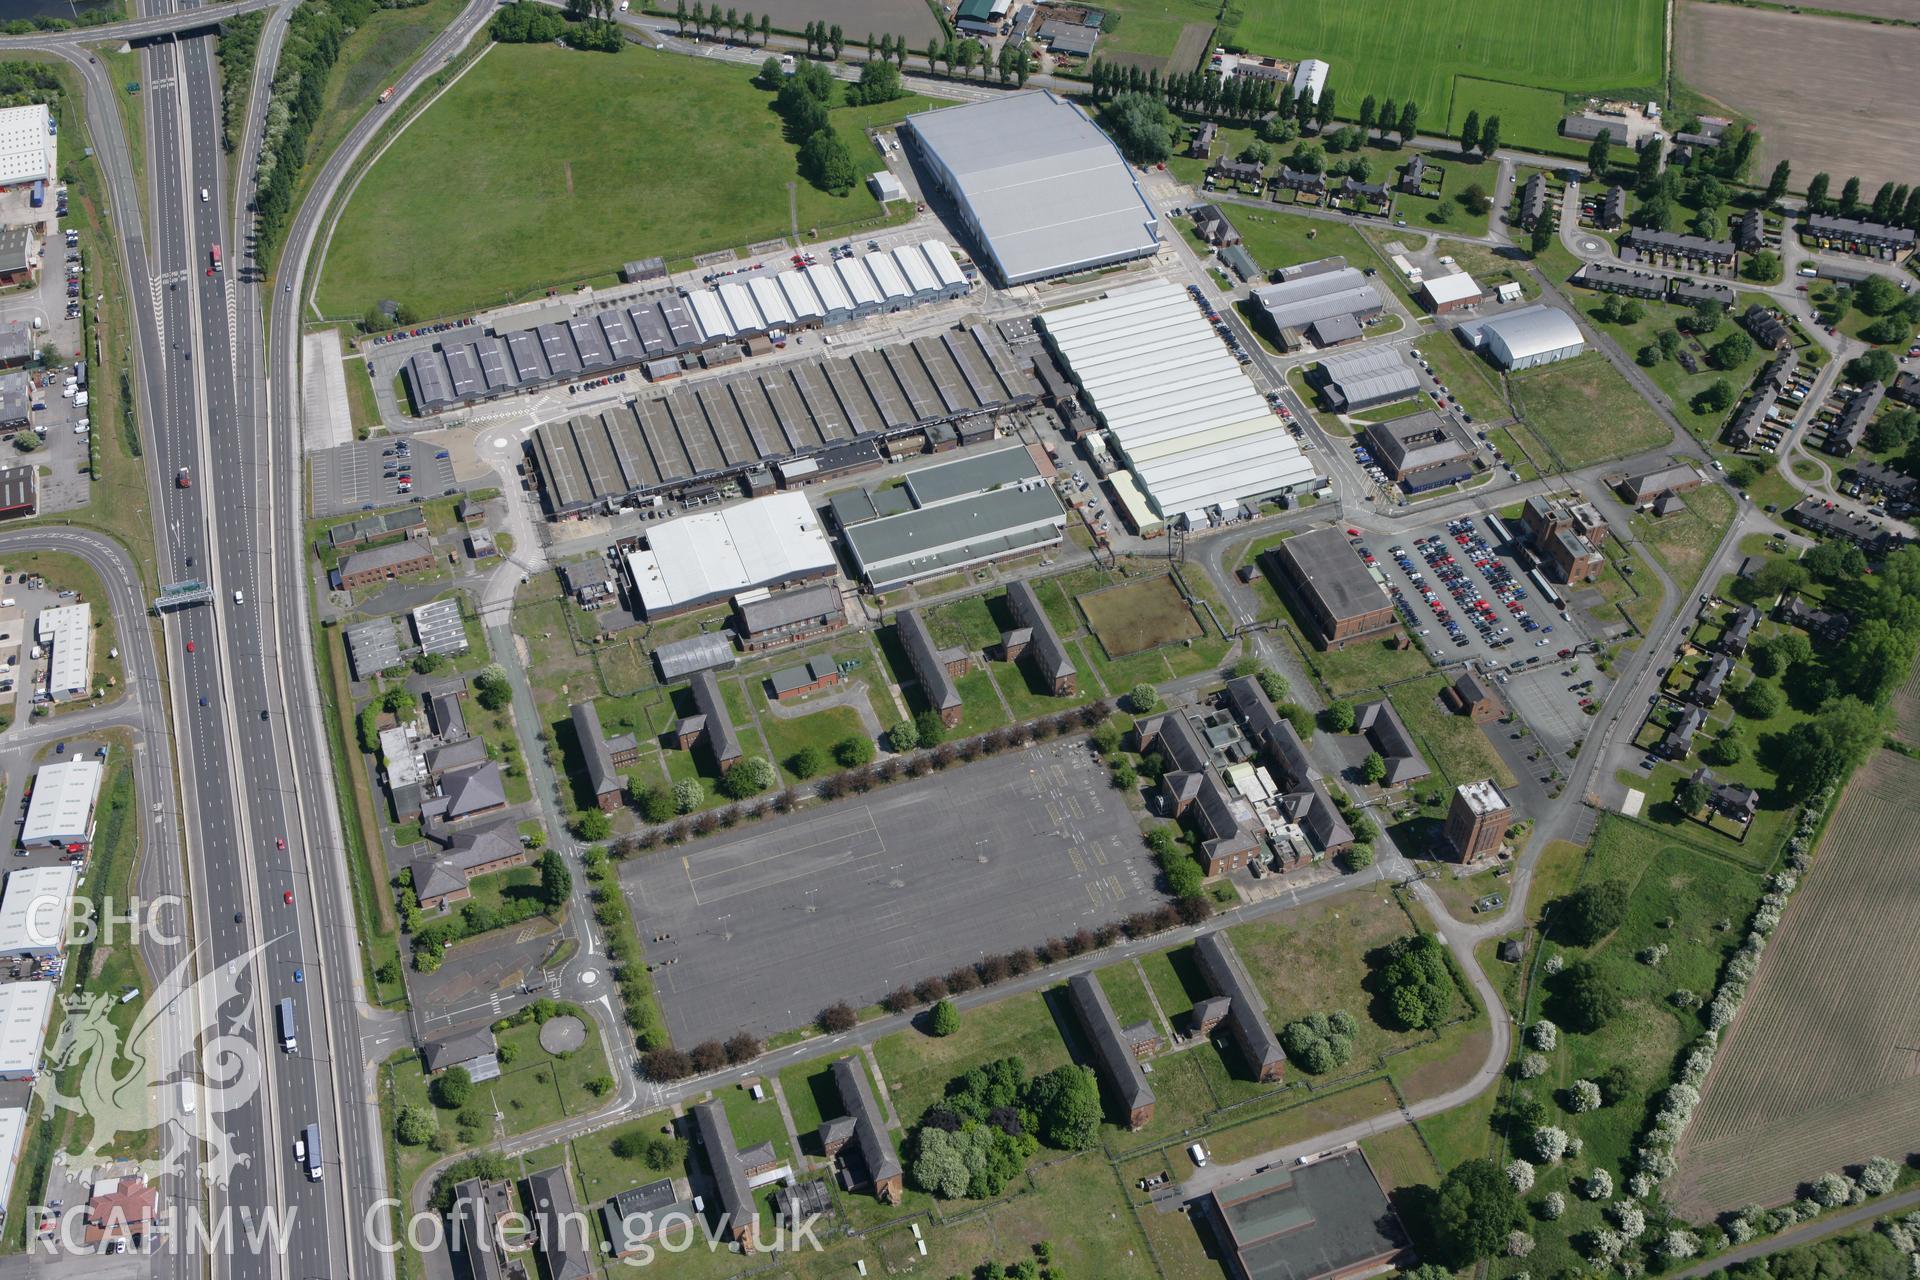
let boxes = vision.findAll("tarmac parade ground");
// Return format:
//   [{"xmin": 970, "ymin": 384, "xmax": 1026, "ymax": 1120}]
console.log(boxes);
[{"xmin": 624, "ymin": 739, "xmax": 1157, "ymax": 1044}]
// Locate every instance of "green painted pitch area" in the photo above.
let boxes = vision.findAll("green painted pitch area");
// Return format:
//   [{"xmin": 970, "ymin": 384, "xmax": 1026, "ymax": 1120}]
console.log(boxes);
[{"xmin": 317, "ymin": 43, "xmax": 940, "ymax": 320}]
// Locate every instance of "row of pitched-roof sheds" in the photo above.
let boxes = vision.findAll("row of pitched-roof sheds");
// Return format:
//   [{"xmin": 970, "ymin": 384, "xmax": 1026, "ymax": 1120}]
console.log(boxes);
[{"xmin": 406, "ymin": 240, "xmax": 971, "ymax": 414}]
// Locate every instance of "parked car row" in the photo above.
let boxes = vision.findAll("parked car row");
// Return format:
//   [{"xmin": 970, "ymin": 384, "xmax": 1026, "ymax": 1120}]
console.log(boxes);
[
  {"xmin": 1184, "ymin": 282, "xmax": 1251, "ymax": 365},
  {"xmin": 568, "ymin": 372, "xmax": 629, "ymax": 394},
  {"xmin": 367, "ymin": 316, "xmax": 476, "ymax": 345}
]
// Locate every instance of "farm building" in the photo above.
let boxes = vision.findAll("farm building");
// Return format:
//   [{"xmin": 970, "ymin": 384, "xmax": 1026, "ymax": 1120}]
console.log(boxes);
[
  {"xmin": 1311, "ymin": 346, "xmax": 1420, "ymax": 413},
  {"xmin": 902, "ymin": 92, "xmax": 1160, "ymax": 285},
  {"xmin": 622, "ymin": 492, "xmax": 835, "ymax": 616},
  {"xmin": 1455, "ymin": 305, "xmax": 1586, "ymax": 371},
  {"xmin": 1039, "ymin": 282, "xmax": 1318, "ymax": 525}
]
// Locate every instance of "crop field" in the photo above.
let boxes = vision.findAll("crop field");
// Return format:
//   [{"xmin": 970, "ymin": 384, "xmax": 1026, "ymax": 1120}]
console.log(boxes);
[
  {"xmin": 1078, "ymin": 575, "xmax": 1203, "ymax": 657},
  {"xmin": 1679, "ymin": 4, "xmax": 1920, "ymax": 189},
  {"xmin": 1670, "ymin": 750, "xmax": 1920, "ymax": 1216},
  {"xmin": 1892, "ymin": 662, "xmax": 1920, "ymax": 745},
  {"xmin": 318, "ymin": 44, "xmax": 933, "ymax": 319}
]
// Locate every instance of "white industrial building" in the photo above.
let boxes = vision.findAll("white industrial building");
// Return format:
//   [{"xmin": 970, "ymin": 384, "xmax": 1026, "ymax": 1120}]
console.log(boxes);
[
  {"xmin": 904, "ymin": 92, "xmax": 1160, "ymax": 285},
  {"xmin": 1291, "ymin": 59, "xmax": 1329, "ymax": 103},
  {"xmin": 0, "ymin": 1107, "xmax": 25, "ymax": 1208},
  {"xmin": 0, "ymin": 982, "xmax": 54, "ymax": 1080},
  {"xmin": 623, "ymin": 492, "xmax": 836, "ymax": 616},
  {"xmin": 679, "ymin": 241, "xmax": 967, "ymax": 344},
  {"xmin": 1040, "ymin": 282, "xmax": 1319, "ymax": 524},
  {"xmin": 20, "ymin": 757, "xmax": 103, "ymax": 848},
  {"xmin": 1456, "ymin": 304, "xmax": 1587, "ymax": 371},
  {"xmin": 0, "ymin": 104, "xmax": 54, "ymax": 188},
  {"xmin": 0, "ymin": 866, "xmax": 78, "ymax": 957},
  {"xmin": 37, "ymin": 602, "xmax": 92, "ymax": 699}
]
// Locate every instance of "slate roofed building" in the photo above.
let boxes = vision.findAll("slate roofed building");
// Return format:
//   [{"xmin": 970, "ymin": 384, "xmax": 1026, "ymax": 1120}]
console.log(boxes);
[
  {"xmin": 1735, "ymin": 207, "xmax": 1766, "ymax": 252},
  {"xmin": 673, "ymin": 669, "xmax": 743, "ymax": 770},
  {"xmin": 1518, "ymin": 173, "xmax": 1549, "ymax": 229},
  {"xmin": 1194, "ymin": 931, "xmax": 1286, "ymax": 1081},
  {"xmin": 1807, "ymin": 213, "xmax": 1917, "ymax": 255},
  {"xmin": 571, "ymin": 701, "xmax": 635, "ymax": 812},
  {"xmin": 1353, "ymin": 699, "xmax": 1431, "ymax": 786},
  {"xmin": 522, "ymin": 1167, "xmax": 594, "ymax": 1280},
  {"xmin": 1597, "ymin": 185, "xmax": 1627, "ymax": 230},
  {"xmin": 601, "ymin": 1179, "xmax": 698, "ymax": 1258},
  {"xmin": 734, "ymin": 582, "xmax": 845, "ymax": 649},
  {"xmin": 1066, "ymin": 973, "xmax": 1155, "ymax": 1128},
  {"xmin": 1005, "ymin": 579, "xmax": 1075, "ymax": 695},
  {"xmin": 1311, "ymin": 346, "xmax": 1420, "ymax": 413},
  {"xmin": 896, "ymin": 607, "xmax": 965, "ymax": 727},
  {"xmin": 824, "ymin": 1058, "xmax": 903, "ymax": 1202},
  {"xmin": 690, "ymin": 1101, "xmax": 756, "ymax": 1248},
  {"xmin": 1741, "ymin": 304, "xmax": 1792, "ymax": 351},
  {"xmin": 1622, "ymin": 227, "xmax": 1737, "ymax": 265},
  {"xmin": 1249, "ymin": 269, "xmax": 1385, "ymax": 351}
]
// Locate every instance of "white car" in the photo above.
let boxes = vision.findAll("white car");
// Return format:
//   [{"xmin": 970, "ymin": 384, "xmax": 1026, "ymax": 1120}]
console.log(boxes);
[{"xmin": 233, "ymin": 590, "xmax": 244, "ymax": 605}]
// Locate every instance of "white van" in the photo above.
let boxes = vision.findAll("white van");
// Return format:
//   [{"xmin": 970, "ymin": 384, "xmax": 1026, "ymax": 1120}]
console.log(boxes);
[
  {"xmin": 200, "ymin": 187, "xmax": 209, "ymax": 203},
  {"xmin": 1188, "ymin": 1143, "xmax": 1209, "ymax": 1167},
  {"xmin": 232, "ymin": 589, "xmax": 244, "ymax": 605},
  {"xmin": 179, "ymin": 1081, "xmax": 197, "ymax": 1114}
]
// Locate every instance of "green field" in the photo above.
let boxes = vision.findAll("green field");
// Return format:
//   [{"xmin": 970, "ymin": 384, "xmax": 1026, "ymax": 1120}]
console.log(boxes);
[
  {"xmin": 1099, "ymin": 0, "xmax": 1662, "ymax": 145},
  {"xmin": 1507, "ymin": 352, "xmax": 1673, "ymax": 471},
  {"xmin": 318, "ymin": 43, "xmax": 941, "ymax": 318}
]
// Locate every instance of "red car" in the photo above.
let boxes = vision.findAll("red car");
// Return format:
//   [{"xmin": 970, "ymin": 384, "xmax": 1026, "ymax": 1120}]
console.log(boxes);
[
  {"xmin": 186, "ymin": 640, "xmax": 194, "ymax": 653},
  {"xmin": 275, "ymin": 837, "xmax": 286, "ymax": 850},
  {"xmin": 283, "ymin": 890, "xmax": 294, "ymax": 905}
]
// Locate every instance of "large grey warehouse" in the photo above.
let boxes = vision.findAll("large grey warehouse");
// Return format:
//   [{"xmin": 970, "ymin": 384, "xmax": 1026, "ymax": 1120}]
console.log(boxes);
[
  {"xmin": 528, "ymin": 326, "xmax": 1040, "ymax": 515},
  {"xmin": 903, "ymin": 91, "xmax": 1161, "ymax": 285}
]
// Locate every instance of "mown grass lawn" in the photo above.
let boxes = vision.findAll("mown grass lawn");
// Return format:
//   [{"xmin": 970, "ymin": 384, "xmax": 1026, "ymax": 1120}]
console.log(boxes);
[{"xmin": 319, "ymin": 43, "xmax": 938, "ymax": 317}]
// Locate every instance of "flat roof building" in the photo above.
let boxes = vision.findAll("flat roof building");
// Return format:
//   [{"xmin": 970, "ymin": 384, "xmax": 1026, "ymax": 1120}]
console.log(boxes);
[
  {"xmin": 1419, "ymin": 270, "xmax": 1485, "ymax": 314},
  {"xmin": 0, "ymin": 981, "xmax": 53, "ymax": 1080},
  {"xmin": 1265, "ymin": 527, "xmax": 1396, "ymax": 650},
  {"xmin": 21, "ymin": 758, "xmax": 103, "ymax": 848},
  {"xmin": 339, "ymin": 541, "xmax": 434, "ymax": 589},
  {"xmin": 37, "ymin": 602, "xmax": 92, "ymax": 699},
  {"xmin": 0, "ymin": 1108, "xmax": 24, "ymax": 1219},
  {"xmin": 0, "ymin": 868, "xmax": 77, "ymax": 957},
  {"xmin": 1455, "ymin": 304, "xmax": 1586, "ymax": 370},
  {"xmin": 0, "ymin": 464, "xmax": 35, "ymax": 521},
  {"xmin": 1041, "ymin": 282, "xmax": 1318, "ymax": 524},
  {"xmin": 1444, "ymin": 779, "xmax": 1511, "ymax": 863},
  {"xmin": 624, "ymin": 492, "xmax": 835, "ymax": 616},
  {"xmin": 0, "ymin": 105, "xmax": 53, "ymax": 187},
  {"xmin": 903, "ymin": 92, "xmax": 1160, "ymax": 284}
]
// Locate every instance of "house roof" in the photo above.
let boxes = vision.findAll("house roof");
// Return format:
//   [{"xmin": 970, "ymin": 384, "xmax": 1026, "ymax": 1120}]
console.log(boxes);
[
  {"xmin": 424, "ymin": 1027, "xmax": 498, "ymax": 1074},
  {"xmin": 1006, "ymin": 580, "xmax": 1073, "ymax": 683},
  {"xmin": 440, "ymin": 761, "xmax": 506, "ymax": 819},
  {"xmin": 829, "ymin": 1057, "xmax": 903, "ymax": 1187},
  {"xmin": 1066, "ymin": 973, "xmax": 1155, "ymax": 1114},
  {"xmin": 522, "ymin": 1167, "xmax": 594, "ymax": 1280},
  {"xmin": 687, "ymin": 669, "xmax": 742, "ymax": 763},
  {"xmin": 691, "ymin": 1101, "xmax": 754, "ymax": 1226},
  {"xmin": 571, "ymin": 701, "xmax": 622, "ymax": 798},
  {"xmin": 896, "ymin": 608, "xmax": 962, "ymax": 711},
  {"xmin": 1194, "ymin": 932, "xmax": 1285, "ymax": 1075},
  {"xmin": 737, "ymin": 582, "xmax": 843, "ymax": 635}
]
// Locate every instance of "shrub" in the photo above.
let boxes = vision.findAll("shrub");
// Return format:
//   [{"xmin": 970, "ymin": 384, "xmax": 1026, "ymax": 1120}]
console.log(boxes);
[
  {"xmin": 818, "ymin": 1002, "xmax": 857, "ymax": 1033},
  {"xmin": 929, "ymin": 998, "xmax": 960, "ymax": 1037},
  {"xmin": 788, "ymin": 746, "xmax": 825, "ymax": 778},
  {"xmin": 1533, "ymin": 1126, "xmax": 1569, "ymax": 1162},
  {"xmin": 396, "ymin": 1104, "xmax": 436, "ymax": 1146},
  {"xmin": 1506, "ymin": 1159, "xmax": 1534, "ymax": 1192},
  {"xmin": 889, "ymin": 718, "xmax": 920, "ymax": 752},
  {"xmin": 1567, "ymin": 1080, "xmax": 1602, "ymax": 1113},
  {"xmin": 671, "ymin": 778, "xmax": 704, "ymax": 813},
  {"xmin": 1375, "ymin": 934, "xmax": 1459, "ymax": 1030},
  {"xmin": 1278, "ymin": 1010, "xmax": 1357, "ymax": 1074},
  {"xmin": 1127, "ymin": 682, "xmax": 1161, "ymax": 714},
  {"xmin": 834, "ymin": 735, "xmax": 875, "ymax": 768},
  {"xmin": 1560, "ymin": 961, "xmax": 1622, "ymax": 1032},
  {"xmin": 1517, "ymin": 1052, "xmax": 1548, "ymax": 1080},
  {"xmin": 431, "ymin": 1067, "xmax": 472, "ymax": 1110},
  {"xmin": 724, "ymin": 1032, "xmax": 761, "ymax": 1064}
]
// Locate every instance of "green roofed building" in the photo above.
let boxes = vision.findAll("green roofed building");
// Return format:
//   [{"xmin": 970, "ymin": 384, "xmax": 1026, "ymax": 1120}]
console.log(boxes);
[{"xmin": 1206, "ymin": 1150, "xmax": 1410, "ymax": 1280}]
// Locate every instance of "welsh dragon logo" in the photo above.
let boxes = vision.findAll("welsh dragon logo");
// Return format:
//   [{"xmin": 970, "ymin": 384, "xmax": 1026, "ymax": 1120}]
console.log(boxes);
[{"xmin": 35, "ymin": 938, "xmax": 277, "ymax": 1189}]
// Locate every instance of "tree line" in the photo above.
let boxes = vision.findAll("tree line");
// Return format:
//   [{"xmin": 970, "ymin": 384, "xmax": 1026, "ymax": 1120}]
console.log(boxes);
[
  {"xmin": 1799, "ymin": 166, "xmax": 1920, "ymax": 230},
  {"xmin": 215, "ymin": 14, "xmax": 267, "ymax": 154},
  {"xmin": 769, "ymin": 58, "xmax": 857, "ymax": 195},
  {"xmin": 255, "ymin": 0, "xmax": 384, "ymax": 262}
]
